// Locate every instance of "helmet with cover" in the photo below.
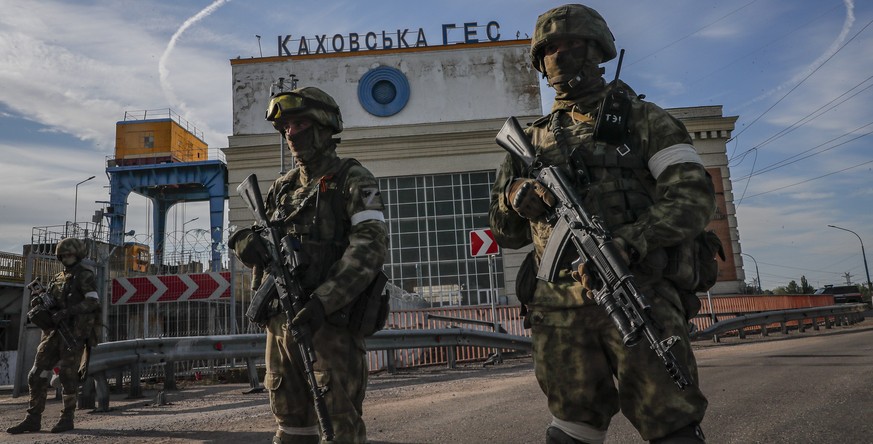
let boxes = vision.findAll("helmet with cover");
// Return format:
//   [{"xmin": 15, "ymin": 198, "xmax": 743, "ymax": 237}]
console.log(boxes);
[
  {"xmin": 56, "ymin": 237, "xmax": 88, "ymax": 262},
  {"xmin": 530, "ymin": 4, "xmax": 617, "ymax": 72},
  {"xmin": 265, "ymin": 86, "xmax": 343, "ymax": 134}
]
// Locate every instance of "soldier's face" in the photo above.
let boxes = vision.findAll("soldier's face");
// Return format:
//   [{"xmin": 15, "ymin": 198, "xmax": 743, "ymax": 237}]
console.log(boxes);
[
  {"xmin": 60, "ymin": 253, "xmax": 77, "ymax": 267},
  {"xmin": 279, "ymin": 117, "xmax": 314, "ymax": 138}
]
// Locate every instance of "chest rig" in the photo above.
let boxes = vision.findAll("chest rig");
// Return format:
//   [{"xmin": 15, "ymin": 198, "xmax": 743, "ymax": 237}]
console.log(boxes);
[
  {"xmin": 542, "ymin": 109, "xmax": 656, "ymax": 230},
  {"xmin": 270, "ymin": 158, "xmax": 360, "ymax": 291}
]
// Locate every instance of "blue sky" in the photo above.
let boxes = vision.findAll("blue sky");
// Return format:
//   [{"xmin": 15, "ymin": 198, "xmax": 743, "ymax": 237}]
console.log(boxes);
[{"xmin": 1, "ymin": 0, "xmax": 871, "ymax": 291}]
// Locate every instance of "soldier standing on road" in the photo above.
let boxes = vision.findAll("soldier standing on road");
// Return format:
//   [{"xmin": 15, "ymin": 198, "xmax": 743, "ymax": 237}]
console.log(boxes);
[
  {"xmin": 489, "ymin": 4, "xmax": 715, "ymax": 443},
  {"xmin": 7, "ymin": 238, "xmax": 102, "ymax": 435},
  {"xmin": 230, "ymin": 86, "xmax": 388, "ymax": 444}
]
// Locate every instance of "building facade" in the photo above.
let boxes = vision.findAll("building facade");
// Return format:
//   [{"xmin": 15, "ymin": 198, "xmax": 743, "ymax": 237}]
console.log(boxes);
[{"xmin": 224, "ymin": 39, "xmax": 743, "ymax": 307}]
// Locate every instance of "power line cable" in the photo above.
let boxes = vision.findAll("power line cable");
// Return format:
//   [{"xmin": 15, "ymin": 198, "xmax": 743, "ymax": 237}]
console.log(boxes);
[
  {"xmin": 731, "ymin": 74, "xmax": 873, "ymax": 168},
  {"xmin": 728, "ymin": 15, "xmax": 873, "ymax": 148},
  {"xmin": 741, "ymin": 158, "xmax": 873, "ymax": 199},
  {"xmin": 628, "ymin": 0, "xmax": 759, "ymax": 67}
]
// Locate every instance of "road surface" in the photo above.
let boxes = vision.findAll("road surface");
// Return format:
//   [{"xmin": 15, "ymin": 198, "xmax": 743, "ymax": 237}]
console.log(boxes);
[{"xmin": 1, "ymin": 322, "xmax": 871, "ymax": 443}]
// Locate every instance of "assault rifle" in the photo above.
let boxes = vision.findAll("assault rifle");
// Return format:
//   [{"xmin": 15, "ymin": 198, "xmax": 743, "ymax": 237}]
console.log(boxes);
[
  {"xmin": 237, "ymin": 174, "xmax": 334, "ymax": 441},
  {"xmin": 495, "ymin": 117, "xmax": 692, "ymax": 390},
  {"xmin": 26, "ymin": 278, "xmax": 79, "ymax": 351}
]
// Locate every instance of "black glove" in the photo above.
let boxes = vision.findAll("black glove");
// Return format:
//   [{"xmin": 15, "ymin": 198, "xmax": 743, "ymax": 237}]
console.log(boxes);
[
  {"xmin": 51, "ymin": 309, "xmax": 71, "ymax": 324},
  {"xmin": 506, "ymin": 178, "xmax": 556, "ymax": 220},
  {"xmin": 291, "ymin": 297, "xmax": 326, "ymax": 333}
]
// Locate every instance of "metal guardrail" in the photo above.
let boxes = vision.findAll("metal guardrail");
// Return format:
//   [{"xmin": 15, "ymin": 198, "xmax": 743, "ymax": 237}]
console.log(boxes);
[
  {"xmin": 78, "ymin": 304, "xmax": 866, "ymax": 411},
  {"xmin": 81, "ymin": 328, "xmax": 532, "ymax": 411},
  {"xmin": 690, "ymin": 303, "xmax": 867, "ymax": 341}
]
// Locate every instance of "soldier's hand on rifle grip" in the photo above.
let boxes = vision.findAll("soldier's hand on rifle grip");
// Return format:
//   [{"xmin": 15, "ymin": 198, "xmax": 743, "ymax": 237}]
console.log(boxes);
[
  {"xmin": 506, "ymin": 178, "xmax": 556, "ymax": 220},
  {"xmin": 571, "ymin": 260, "xmax": 601, "ymax": 300},
  {"xmin": 292, "ymin": 297, "xmax": 326, "ymax": 333}
]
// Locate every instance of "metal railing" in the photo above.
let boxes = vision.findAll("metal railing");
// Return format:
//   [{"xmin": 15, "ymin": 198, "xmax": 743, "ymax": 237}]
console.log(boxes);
[
  {"xmin": 80, "ymin": 328, "xmax": 532, "ymax": 411},
  {"xmin": 690, "ymin": 303, "xmax": 867, "ymax": 342}
]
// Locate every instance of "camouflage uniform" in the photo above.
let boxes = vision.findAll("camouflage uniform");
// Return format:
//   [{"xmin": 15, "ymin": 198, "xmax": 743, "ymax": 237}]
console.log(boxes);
[
  {"xmin": 238, "ymin": 86, "xmax": 388, "ymax": 444},
  {"xmin": 9, "ymin": 245, "xmax": 101, "ymax": 434},
  {"xmin": 489, "ymin": 26, "xmax": 715, "ymax": 441},
  {"xmin": 262, "ymin": 156, "xmax": 388, "ymax": 443}
]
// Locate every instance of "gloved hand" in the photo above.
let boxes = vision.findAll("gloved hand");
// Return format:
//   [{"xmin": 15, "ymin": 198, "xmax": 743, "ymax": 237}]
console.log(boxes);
[
  {"xmin": 51, "ymin": 309, "xmax": 71, "ymax": 324},
  {"xmin": 571, "ymin": 240, "xmax": 632, "ymax": 299},
  {"xmin": 291, "ymin": 297, "xmax": 326, "ymax": 333},
  {"xmin": 571, "ymin": 260, "xmax": 600, "ymax": 300},
  {"xmin": 506, "ymin": 178, "xmax": 556, "ymax": 220}
]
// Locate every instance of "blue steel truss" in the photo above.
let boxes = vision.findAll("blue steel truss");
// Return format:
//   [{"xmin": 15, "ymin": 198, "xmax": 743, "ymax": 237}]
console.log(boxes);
[{"xmin": 105, "ymin": 160, "xmax": 228, "ymax": 271}]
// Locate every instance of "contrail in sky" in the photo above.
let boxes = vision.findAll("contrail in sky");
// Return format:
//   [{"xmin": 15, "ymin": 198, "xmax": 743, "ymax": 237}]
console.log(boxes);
[
  {"xmin": 745, "ymin": 0, "xmax": 854, "ymax": 108},
  {"xmin": 159, "ymin": 0, "xmax": 229, "ymax": 120}
]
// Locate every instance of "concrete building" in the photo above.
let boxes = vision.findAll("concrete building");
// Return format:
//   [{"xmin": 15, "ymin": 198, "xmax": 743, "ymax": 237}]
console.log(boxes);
[{"xmin": 223, "ymin": 38, "xmax": 743, "ymax": 307}]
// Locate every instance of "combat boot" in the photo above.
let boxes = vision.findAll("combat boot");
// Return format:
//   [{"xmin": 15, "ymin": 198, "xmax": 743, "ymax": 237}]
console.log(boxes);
[
  {"xmin": 273, "ymin": 430, "xmax": 319, "ymax": 444},
  {"xmin": 50, "ymin": 414, "xmax": 74, "ymax": 433},
  {"xmin": 650, "ymin": 423, "xmax": 706, "ymax": 443},
  {"xmin": 6, "ymin": 414, "xmax": 41, "ymax": 434},
  {"xmin": 546, "ymin": 426, "xmax": 588, "ymax": 444},
  {"xmin": 50, "ymin": 394, "xmax": 77, "ymax": 433}
]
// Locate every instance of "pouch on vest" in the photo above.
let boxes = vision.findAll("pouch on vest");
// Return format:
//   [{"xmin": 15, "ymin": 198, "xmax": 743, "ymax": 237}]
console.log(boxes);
[
  {"xmin": 246, "ymin": 274, "xmax": 279, "ymax": 325},
  {"xmin": 328, "ymin": 270, "xmax": 390, "ymax": 337},
  {"xmin": 663, "ymin": 230, "xmax": 725, "ymax": 319},
  {"xmin": 515, "ymin": 250, "xmax": 538, "ymax": 328}
]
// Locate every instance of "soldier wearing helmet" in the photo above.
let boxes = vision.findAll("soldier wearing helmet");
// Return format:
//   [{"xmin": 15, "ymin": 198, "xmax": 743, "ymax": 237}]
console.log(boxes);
[
  {"xmin": 490, "ymin": 4, "xmax": 714, "ymax": 444},
  {"xmin": 232, "ymin": 86, "xmax": 388, "ymax": 444},
  {"xmin": 7, "ymin": 238, "xmax": 101, "ymax": 435}
]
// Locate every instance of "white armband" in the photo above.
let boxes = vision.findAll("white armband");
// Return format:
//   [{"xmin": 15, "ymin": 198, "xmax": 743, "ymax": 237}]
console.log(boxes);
[
  {"xmin": 350, "ymin": 210, "xmax": 385, "ymax": 226},
  {"xmin": 647, "ymin": 143, "xmax": 703, "ymax": 180},
  {"xmin": 85, "ymin": 291, "xmax": 99, "ymax": 299}
]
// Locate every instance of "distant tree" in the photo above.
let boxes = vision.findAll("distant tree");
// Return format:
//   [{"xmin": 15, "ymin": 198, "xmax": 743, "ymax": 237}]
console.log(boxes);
[
  {"xmin": 773, "ymin": 280, "xmax": 800, "ymax": 294},
  {"xmin": 799, "ymin": 276, "xmax": 815, "ymax": 294}
]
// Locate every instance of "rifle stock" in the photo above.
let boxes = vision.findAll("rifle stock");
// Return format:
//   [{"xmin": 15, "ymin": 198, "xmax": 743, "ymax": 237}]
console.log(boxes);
[
  {"xmin": 495, "ymin": 117, "xmax": 692, "ymax": 389},
  {"xmin": 236, "ymin": 174, "xmax": 335, "ymax": 440}
]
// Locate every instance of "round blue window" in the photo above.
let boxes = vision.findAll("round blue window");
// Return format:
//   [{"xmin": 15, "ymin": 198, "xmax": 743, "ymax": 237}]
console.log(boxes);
[{"xmin": 358, "ymin": 66, "xmax": 409, "ymax": 117}]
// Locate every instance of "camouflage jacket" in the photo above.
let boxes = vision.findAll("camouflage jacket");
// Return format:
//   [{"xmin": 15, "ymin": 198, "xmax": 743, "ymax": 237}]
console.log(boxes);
[
  {"xmin": 489, "ymin": 81, "xmax": 716, "ymax": 310},
  {"xmin": 265, "ymin": 155, "xmax": 389, "ymax": 315},
  {"xmin": 47, "ymin": 262, "xmax": 101, "ymax": 343}
]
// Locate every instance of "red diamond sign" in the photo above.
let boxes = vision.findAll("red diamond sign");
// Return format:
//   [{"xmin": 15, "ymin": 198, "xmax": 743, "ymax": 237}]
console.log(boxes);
[{"xmin": 470, "ymin": 229, "xmax": 498, "ymax": 257}]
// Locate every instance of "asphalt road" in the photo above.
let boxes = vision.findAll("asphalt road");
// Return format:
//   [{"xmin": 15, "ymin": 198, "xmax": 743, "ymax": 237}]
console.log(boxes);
[{"xmin": 1, "ymin": 322, "xmax": 871, "ymax": 443}]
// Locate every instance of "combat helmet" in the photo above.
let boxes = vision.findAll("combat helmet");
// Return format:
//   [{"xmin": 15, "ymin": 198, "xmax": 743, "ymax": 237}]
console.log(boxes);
[
  {"xmin": 56, "ymin": 237, "xmax": 88, "ymax": 261},
  {"xmin": 530, "ymin": 4, "xmax": 617, "ymax": 72},
  {"xmin": 265, "ymin": 86, "xmax": 343, "ymax": 134}
]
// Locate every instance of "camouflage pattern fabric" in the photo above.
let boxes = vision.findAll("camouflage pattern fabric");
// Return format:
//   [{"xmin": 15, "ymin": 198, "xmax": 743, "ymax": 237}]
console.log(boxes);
[
  {"xmin": 489, "ymin": 81, "xmax": 714, "ymax": 440},
  {"xmin": 265, "ymin": 316, "xmax": 368, "ymax": 443},
  {"xmin": 261, "ymin": 153, "xmax": 388, "ymax": 442},
  {"xmin": 25, "ymin": 263, "xmax": 100, "ymax": 419}
]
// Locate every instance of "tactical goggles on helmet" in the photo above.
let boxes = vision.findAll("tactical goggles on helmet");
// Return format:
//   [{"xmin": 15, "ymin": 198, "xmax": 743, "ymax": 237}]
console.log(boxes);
[{"xmin": 265, "ymin": 92, "xmax": 340, "ymax": 122}]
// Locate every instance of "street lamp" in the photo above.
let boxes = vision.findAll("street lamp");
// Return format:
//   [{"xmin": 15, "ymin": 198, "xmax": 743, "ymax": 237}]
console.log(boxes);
[
  {"xmin": 827, "ymin": 224, "xmax": 873, "ymax": 295},
  {"xmin": 741, "ymin": 253, "xmax": 762, "ymax": 294},
  {"xmin": 73, "ymin": 175, "xmax": 96, "ymax": 224},
  {"xmin": 181, "ymin": 217, "xmax": 199, "ymax": 270}
]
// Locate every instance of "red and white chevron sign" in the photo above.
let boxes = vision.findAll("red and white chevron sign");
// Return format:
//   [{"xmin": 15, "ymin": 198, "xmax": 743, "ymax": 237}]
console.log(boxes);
[
  {"xmin": 111, "ymin": 272, "xmax": 231, "ymax": 305},
  {"xmin": 470, "ymin": 228, "xmax": 498, "ymax": 257}
]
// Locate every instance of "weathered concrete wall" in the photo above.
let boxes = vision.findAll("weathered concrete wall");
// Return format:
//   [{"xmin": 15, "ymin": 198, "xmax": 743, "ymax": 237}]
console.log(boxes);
[{"xmin": 230, "ymin": 41, "xmax": 540, "ymax": 135}]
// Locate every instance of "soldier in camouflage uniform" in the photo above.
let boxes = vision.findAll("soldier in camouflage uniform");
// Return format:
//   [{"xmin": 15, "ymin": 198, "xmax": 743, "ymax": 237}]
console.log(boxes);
[
  {"xmin": 230, "ymin": 86, "xmax": 388, "ymax": 444},
  {"xmin": 489, "ymin": 5, "xmax": 714, "ymax": 444},
  {"xmin": 7, "ymin": 238, "xmax": 101, "ymax": 435}
]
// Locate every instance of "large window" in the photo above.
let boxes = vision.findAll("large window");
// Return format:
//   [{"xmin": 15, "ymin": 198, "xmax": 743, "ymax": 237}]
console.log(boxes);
[{"xmin": 379, "ymin": 171, "xmax": 504, "ymax": 306}]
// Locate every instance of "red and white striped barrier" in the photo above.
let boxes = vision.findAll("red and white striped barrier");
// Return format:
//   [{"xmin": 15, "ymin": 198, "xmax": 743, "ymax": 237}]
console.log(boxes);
[{"xmin": 111, "ymin": 272, "xmax": 231, "ymax": 305}]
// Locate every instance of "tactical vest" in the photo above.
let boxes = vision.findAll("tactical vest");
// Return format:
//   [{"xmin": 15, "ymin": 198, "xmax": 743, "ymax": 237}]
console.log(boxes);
[
  {"xmin": 48, "ymin": 263, "xmax": 100, "ymax": 342},
  {"xmin": 269, "ymin": 158, "xmax": 360, "ymax": 293}
]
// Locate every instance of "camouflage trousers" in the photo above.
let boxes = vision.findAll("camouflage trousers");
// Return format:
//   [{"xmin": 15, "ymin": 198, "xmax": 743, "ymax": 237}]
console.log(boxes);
[
  {"xmin": 265, "ymin": 314, "xmax": 368, "ymax": 443},
  {"xmin": 528, "ymin": 281, "xmax": 707, "ymax": 441},
  {"xmin": 26, "ymin": 329, "xmax": 86, "ymax": 417}
]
